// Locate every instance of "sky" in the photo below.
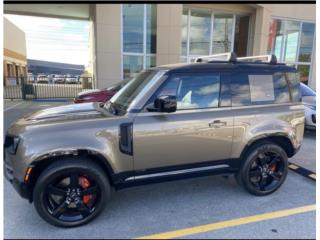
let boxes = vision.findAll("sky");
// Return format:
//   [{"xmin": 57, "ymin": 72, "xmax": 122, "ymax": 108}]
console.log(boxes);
[{"xmin": 5, "ymin": 14, "xmax": 90, "ymax": 66}]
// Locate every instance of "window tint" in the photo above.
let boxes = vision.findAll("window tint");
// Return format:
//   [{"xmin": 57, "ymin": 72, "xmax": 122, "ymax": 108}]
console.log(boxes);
[
  {"xmin": 249, "ymin": 75, "xmax": 275, "ymax": 104},
  {"xmin": 230, "ymin": 73, "xmax": 251, "ymax": 107},
  {"xmin": 151, "ymin": 74, "xmax": 221, "ymax": 110},
  {"xmin": 231, "ymin": 72, "xmax": 292, "ymax": 106},
  {"xmin": 273, "ymin": 72, "xmax": 290, "ymax": 103},
  {"xmin": 287, "ymin": 72, "xmax": 301, "ymax": 102}
]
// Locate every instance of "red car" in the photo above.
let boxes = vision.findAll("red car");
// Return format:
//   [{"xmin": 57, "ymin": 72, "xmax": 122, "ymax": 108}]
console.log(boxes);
[{"xmin": 74, "ymin": 80, "xmax": 129, "ymax": 103}]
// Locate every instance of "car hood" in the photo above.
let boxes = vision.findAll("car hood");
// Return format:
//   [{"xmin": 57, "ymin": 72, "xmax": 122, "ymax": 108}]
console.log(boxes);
[
  {"xmin": 78, "ymin": 89, "xmax": 104, "ymax": 96},
  {"xmin": 23, "ymin": 102, "xmax": 106, "ymax": 123},
  {"xmin": 302, "ymin": 96, "xmax": 316, "ymax": 106}
]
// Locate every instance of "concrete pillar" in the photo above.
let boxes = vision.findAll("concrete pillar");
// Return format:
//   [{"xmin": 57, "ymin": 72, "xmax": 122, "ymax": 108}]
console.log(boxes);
[
  {"xmin": 3, "ymin": 61, "xmax": 8, "ymax": 77},
  {"xmin": 156, "ymin": 4, "xmax": 182, "ymax": 65},
  {"xmin": 252, "ymin": 6, "xmax": 270, "ymax": 55},
  {"xmin": 94, "ymin": 4, "xmax": 122, "ymax": 88}
]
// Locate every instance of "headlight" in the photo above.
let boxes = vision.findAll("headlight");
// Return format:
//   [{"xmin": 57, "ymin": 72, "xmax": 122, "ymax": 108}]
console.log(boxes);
[
  {"xmin": 5, "ymin": 135, "xmax": 20, "ymax": 154},
  {"xmin": 305, "ymin": 104, "xmax": 316, "ymax": 111}
]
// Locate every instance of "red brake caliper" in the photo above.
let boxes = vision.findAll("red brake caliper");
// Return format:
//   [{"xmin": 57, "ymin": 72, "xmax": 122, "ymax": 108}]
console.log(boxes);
[
  {"xmin": 270, "ymin": 163, "xmax": 277, "ymax": 172},
  {"xmin": 79, "ymin": 176, "xmax": 92, "ymax": 204}
]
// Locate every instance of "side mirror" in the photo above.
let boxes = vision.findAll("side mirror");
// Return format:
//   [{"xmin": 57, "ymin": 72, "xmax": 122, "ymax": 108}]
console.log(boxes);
[{"xmin": 147, "ymin": 95, "xmax": 177, "ymax": 113}]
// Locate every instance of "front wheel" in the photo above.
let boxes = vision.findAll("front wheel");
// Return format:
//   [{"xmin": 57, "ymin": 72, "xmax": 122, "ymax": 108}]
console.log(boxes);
[
  {"xmin": 33, "ymin": 157, "xmax": 110, "ymax": 227},
  {"xmin": 237, "ymin": 142, "xmax": 288, "ymax": 196}
]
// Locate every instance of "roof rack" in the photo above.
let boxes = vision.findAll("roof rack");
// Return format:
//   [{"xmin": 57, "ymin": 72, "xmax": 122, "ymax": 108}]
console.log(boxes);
[
  {"xmin": 237, "ymin": 54, "xmax": 277, "ymax": 64},
  {"xmin": 195, "ymin": 52, "xmax": 237, "ymax": 63}
]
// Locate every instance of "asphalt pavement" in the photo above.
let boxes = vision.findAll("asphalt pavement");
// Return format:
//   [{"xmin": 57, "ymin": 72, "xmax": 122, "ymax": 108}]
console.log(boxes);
[{"xmin": 3, "ymin": 100, "xmax": 316, "ymax": 239}]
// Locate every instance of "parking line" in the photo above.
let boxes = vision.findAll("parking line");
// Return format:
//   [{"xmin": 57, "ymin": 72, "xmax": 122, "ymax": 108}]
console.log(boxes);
[
  {"xmin": 4, "ymin": 102, "xmax": 24, "ymax": 112},
  {"xmin": 135, "ymin": 204, "xmax": 316, "ymax": 239}
]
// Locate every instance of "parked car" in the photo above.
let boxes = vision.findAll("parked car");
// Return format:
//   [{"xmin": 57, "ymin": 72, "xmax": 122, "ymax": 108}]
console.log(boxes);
[
  {"xmin": 53, "ymin": 74, "xmax": 65, "ymax": 84},
  {"xmin": 65, "ymin": 75, "xmax": 78, "ymax": 84},
  {"xmin": 300, "ymin": 83, "xmax": 316, "ymax": 129},
  {"xmin": 36, "ymin": 74, "xmax": 49, "ymax": 83},
  {"xmin": 27, "ymin": 73, "xmax": 35, "ymax": 83},
  {"xmin": 4, "ymin": 53, "xmax": 305, "ymax": 227},
  {"xmin": 74, "ymin": 80, "xmax": 129, "ymax": 103}
]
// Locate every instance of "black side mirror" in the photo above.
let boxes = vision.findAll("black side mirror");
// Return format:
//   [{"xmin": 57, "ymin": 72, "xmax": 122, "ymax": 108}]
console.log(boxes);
[{"xmin": 147, "ymin": 95, "xmax": 177, "ymax": 113}]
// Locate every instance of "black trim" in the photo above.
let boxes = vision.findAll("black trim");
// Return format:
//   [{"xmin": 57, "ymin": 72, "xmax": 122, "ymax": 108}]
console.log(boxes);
[
  {"xmin": 119, "ymin": 123, "xmax": 133, "ymax": 155},
  {"xmin": 111, "ymin": 158, "xmax": 240, "ymax": 189}
]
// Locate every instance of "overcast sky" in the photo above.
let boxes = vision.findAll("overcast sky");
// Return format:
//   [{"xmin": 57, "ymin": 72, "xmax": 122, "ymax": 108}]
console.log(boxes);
[{"xmin": 5, "ymin": 14, "xmax": 90, "ymax": 66}]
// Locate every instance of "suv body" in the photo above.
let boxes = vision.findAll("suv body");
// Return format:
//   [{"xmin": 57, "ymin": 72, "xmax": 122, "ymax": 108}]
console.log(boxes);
[{"xmin": 4, "ymin": 55, "xmax": 305, "ymax": 227}]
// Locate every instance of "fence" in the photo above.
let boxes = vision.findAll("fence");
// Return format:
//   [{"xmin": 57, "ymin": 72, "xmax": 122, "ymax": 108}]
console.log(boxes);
[{"xmin": 4, "ymin": 76, "xmax": 93, "ymax": 100}]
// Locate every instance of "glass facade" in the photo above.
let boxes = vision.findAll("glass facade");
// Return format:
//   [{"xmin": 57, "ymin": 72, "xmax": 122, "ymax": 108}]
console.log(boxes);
[
  {"xmin": 212, "ymin": 14, "xmax": 234, "ymax": 54},
  {"xmin": 122, "ymin": 4, "xmax": 157, "ymax": 80},
  {"xmin": 181, "ymin": 7, "xmax": 249, "ymax": 62},
  {"xmin": 267, "ymin": 18, "xmax": 315, "ymax": 85},
  {"xmin": 189, "ymin": 9, "xmax": 211, "ymax": 55}
]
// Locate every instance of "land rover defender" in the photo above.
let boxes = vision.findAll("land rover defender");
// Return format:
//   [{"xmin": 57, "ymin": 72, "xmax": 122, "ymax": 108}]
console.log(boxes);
[{"xmin": 4, "ymin": 53, "xmax": 305, "ymax": 227}]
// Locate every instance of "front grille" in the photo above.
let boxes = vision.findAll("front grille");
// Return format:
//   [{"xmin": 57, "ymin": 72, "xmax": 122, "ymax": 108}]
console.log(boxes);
[{"xmin": 312, "ymin": 114, "xmax": 316, "ymax": 124}]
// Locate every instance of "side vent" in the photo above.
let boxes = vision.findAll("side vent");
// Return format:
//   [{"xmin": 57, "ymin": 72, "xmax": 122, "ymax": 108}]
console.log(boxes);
[{"xmin": 119, "ymin": 123, "xmax": 133, "ymax": 155}]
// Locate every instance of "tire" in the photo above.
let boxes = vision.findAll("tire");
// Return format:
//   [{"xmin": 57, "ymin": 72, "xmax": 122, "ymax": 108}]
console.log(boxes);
[
  {"xmin": 33, "ymin": 157, "xmax": 111, "ymax": 227},
  {"xmin": 236, "ymin": 141, "xmax": 288, "ymax": 196}
]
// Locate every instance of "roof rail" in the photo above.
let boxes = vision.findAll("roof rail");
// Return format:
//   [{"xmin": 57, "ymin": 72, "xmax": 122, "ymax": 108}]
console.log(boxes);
[
  {"xmin": 195, "ymin": 52, "xmax": 237, "ymax": 63},
  {"xmin": 237, "ymin": 54, "xmax": 277, "ymax": 64}
]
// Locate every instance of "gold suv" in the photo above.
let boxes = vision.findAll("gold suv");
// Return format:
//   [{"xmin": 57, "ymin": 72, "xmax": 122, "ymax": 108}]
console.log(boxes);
[{"xmin": 4, "ymin": 53, "xmax": 305, "ymax": 227}]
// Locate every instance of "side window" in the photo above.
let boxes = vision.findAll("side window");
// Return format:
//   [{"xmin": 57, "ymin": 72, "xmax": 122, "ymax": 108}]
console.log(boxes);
[
  {"xmin": 248, "ymin": 75, "xmax": 275, "ymax": 104},
  {"xmin": 230, "ymin": 73, "xmax": 251, "ymax": 107},
  {"xmin": 231, "ymin": 72, "xmax": 292, "ymax": 107},
  {"xmin": 273, "ymin": 72, "xmax": 291, "ymax": 103},
  {"xmin": 286, "ymin": 72, "xmax": 301, "ymax": 102},
  {"xmin": 149, "ymin": 73, "xmax": 221, "ymax": 110}
]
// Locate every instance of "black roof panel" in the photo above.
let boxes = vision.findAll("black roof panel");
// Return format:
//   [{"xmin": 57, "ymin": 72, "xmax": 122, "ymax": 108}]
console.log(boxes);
[{"xmin": 155, "ymin": 62, "xmax": 296, "ymax": 74}]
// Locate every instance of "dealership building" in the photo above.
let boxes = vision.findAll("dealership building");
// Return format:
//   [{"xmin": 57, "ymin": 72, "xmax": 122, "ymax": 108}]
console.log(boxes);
[{"xmin": 4, "ymin": 4, "xmax": 316, "ymax": 89}]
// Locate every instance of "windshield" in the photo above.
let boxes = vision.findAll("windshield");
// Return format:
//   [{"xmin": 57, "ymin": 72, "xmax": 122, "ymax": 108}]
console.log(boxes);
[
  {"xmin": 105, "ymin": 80, "xmax": 129, "ymax": 91},
  {"xmin": 300, "ymin": 83, "xmax": 315, "ymax": 97},
  {"xmin": 105, "ymin": 70, "xmax": 158, "ymax": 114}
]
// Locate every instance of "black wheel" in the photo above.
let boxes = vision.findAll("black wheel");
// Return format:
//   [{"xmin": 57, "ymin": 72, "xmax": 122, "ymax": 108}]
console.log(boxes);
[
  {"xmin": 33, "ymin": 157, "xmax": 110, "ymax": 227},
  {"xmin": 236, "ymin": 142, "xmax": 288, "ymax": 196}
]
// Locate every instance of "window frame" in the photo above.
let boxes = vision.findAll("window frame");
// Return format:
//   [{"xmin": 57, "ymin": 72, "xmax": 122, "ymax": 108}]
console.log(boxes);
[
  {"xmin": 268, "ymin": 17, "xmax": 315, "ymax": 85},
  {"xmin": 230, "ymin": 70, "xmax": 296, "ymax": 107},
  {"xmin": 181, "ymin": 7, "xmax": 250, "ymax": 63},
  {"xmin": 143, "ymin": 72, "xmax": 224, "ymax": 112},
  {"xmin": 121, "ymin": 4, "xmax": 156, "ymax": 80}
]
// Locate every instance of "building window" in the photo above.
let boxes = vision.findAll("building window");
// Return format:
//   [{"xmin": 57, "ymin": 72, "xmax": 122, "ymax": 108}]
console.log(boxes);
[
  {"xmin": 122, "ymin": 4, "xmax": 157, "ymax": 80},
  {"xmin": 267, "ymin": 18, "xmax": 315, "ymax": 85},
  {"xmin": 181, "ymin": 7, "xmax": 250, "ymax": 62}
]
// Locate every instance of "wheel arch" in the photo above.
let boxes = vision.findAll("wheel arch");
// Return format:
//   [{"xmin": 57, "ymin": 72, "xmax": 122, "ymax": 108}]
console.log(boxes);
[
  {"xmin": 26, "ymin": 149, "xmax": 115, "ymax": 202},
  {"xmin": 240, "ymin": 134, "xmax": 295, "ymax": 161}
]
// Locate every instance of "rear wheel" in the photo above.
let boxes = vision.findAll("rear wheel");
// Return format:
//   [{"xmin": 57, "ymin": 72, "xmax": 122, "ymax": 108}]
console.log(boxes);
[
  {"xmin": 237, "ymin": 142, "xmax": 288, "ymax": 196},
  {"xmin": 33, "ymin": 157, "xmax": 110, "ymax": 227}
]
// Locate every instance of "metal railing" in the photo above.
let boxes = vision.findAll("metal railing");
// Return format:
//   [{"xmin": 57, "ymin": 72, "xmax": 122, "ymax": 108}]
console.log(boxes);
[{"xmin": 4, "ymin": 76, "xmax": 93, "ymax": 100}]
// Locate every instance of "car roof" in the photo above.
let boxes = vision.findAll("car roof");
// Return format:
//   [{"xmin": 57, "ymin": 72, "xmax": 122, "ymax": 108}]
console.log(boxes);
[{"xmin": 154, "ymin": 62, "xmax": 296, "ymax": 74}]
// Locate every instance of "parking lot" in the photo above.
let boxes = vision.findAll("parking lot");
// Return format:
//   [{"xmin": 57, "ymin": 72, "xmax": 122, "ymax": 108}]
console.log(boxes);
[{"xmin": 4, "ymin": 100, "xmax": 316, "ymax": 239}]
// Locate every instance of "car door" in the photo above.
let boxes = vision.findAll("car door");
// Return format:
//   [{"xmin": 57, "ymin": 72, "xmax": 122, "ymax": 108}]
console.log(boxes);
[{"xmin": 132, "ymin": 72, "xmax": 234, "ymax": 171}]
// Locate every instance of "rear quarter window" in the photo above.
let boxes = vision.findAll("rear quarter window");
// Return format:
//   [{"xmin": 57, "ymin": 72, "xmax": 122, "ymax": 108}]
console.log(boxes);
[
  {"xmin": 286, "ymin": 72, "xmax": 301, "ymax": 102},
  {"xmin": 230, "ymin": 71, "xmax": 293, "ymax": 107}
]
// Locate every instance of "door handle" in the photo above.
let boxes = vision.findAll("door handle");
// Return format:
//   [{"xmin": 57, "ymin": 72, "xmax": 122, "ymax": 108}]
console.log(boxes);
[{"xmin": 209, "ymin": 120, "xmax": 227, "ymax": 128}]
